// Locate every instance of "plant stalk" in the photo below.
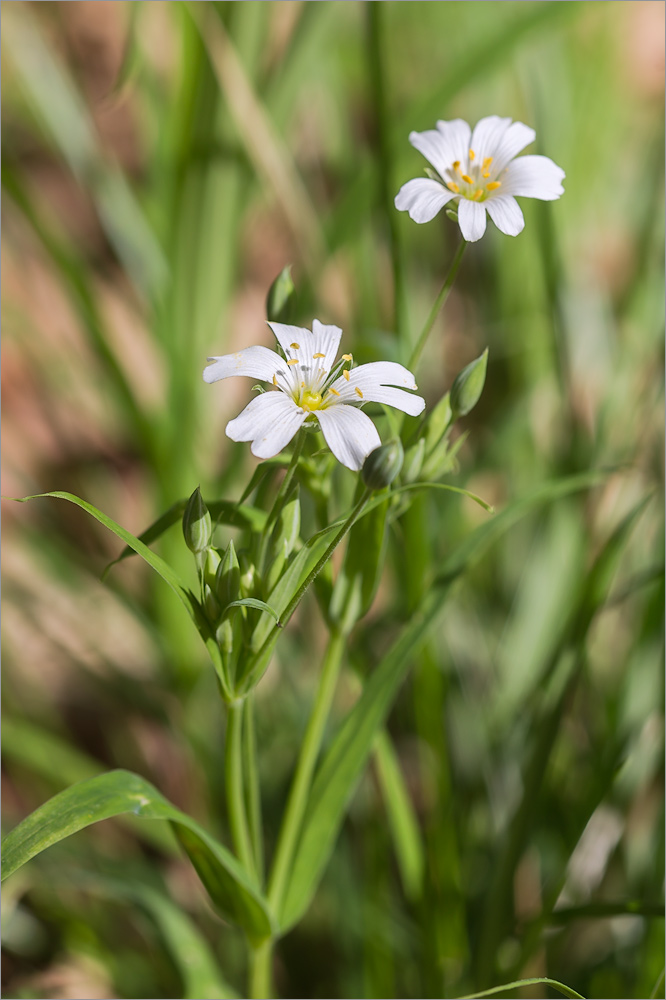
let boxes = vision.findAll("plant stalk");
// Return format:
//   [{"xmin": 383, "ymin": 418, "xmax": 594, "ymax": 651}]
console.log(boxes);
[
  {"xmin": 407, "ymin": 238, "xmax": 467, "ymax": 373},
  {"xmin": 225, "ymin": 700, "xmax": 256, "ymax": 881}
]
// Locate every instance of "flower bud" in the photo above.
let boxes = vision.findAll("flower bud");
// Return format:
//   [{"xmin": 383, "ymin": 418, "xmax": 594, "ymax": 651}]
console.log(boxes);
[
  {"xmin": 450, "ymin": 348, "xmax": 488, "ymax": 419},
  {"xmin": 203, "ymin": 583, "xmax": 221, "ymax": 623},
  {"xmin": 182, "ymin": 487, "xmax": 212, "ymax": 555},
  {"xmin": 215, "ymin": 539, "xmax": 240, "ymax": 609},
  {"xmin": 402, "ymin": 437, "xmax": 425, "ymax": 484},
  {"xmin": 362, "ymin": 439, "xmax": 404, "ymax": 491},
  {"xmin": 204, "ymin": 548, "xmax": 221, "ymax": 590},
  {"xmin": 445, "ymin": 207, "xmax": 459, "ymax": 223},
  {"xmin": 239, "ymin": 550, "xmax": 258, "ymax": 599},
  {"xmin": 266, "ymin": 265, "xmax": 296, "ymax": 324}
]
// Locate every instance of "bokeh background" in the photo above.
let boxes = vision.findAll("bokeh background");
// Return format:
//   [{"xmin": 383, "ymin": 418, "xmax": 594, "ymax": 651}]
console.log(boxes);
[{"xmin": 2, "ymin": 2, "xmax": 664, "ymax": 998}]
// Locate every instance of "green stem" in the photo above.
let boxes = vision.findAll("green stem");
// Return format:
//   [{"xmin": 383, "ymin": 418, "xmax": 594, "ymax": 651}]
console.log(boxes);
[
  {"xmin": 268, "ymin": 627, "xmax": 348, "ymax": 913},
  {"xmin": 258, "ymin": 428, "xmax": 305, "ymax": 573},
  {"xmin": 243, "ymin": 694, "xmax": 264, "ymax": 884},
  {"xmin": 225, "ymin": 700, "xmax": 256, "ymax": 881},
  {"xmin": 249, "ymin": 938, "xmax": 273, "ymax": 1000},
  {"xmin": 407, "ymin": 238, "xmax": 467, "ymax": 373}
]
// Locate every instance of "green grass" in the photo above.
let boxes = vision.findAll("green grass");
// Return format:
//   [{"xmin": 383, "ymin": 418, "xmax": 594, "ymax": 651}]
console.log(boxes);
[{"xmin": 2, "ymin": 2, "xmax": 663, "ymax": 998}]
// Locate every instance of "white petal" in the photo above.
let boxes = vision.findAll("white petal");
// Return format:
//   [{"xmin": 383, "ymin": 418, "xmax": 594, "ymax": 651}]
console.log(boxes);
[
  {"xmin": 203, "ymin": 345, "xmax": 281, "ymax": 384},
  {"xmin": 434, "ymin": 118, "xmax": 472, "ymax": 166},
  {"xmin": 267, "ymin": 319, "xmax": 342, "ymax": 392},
  {"xmin": 469, "ymin": 116, "xmax": 512, "ymax": 162},
  {"xmin": 394, "ymin": 178, "xmax": 453, "ymax": 224},
  {"xmin": 226, "ymin": 391, "xmax": 306, "ymax": 460},
  {"xmin": 484, "ymin": 195, "xmax": 525, "ymax": 237},
  {"xmin": 407, "ymin": 128, "xmax": 451, "ymax": 178},
  {"xmin": 329, "ymin": 361, "xmax": 425, "ymax": 416},
  {"xmin": 315, "ymin": 405, "xmax": 381, "ymax": 472},
  {"xmin": 491, "ymin": 121, "xmax": 536, "ymax": 173},
  {"xmin": 501, "ymin": 155, "xmax": 565, "ymax": 201},
  {"xmin": 458, "ymin": 200, "xmax": 487, "ymax": 242}
]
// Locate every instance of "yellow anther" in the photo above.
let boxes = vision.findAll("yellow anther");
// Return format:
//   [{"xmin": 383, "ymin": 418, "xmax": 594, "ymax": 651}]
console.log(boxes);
[
  {"xmin": 461, "ymin": 174, "xmax": 474, "ymax": 185},
  {"xmin": 290, "ymin": 342, "xmax": 300, "ymax": 349},
  {"xmin": 469, "ymin": 149, "xmax": 476, "ymax": 160},
  {"xmin": 472, "ymin": 189, "xmax": 483, "ymax": 201},
  {"xmin": 301, "ymin": 381, "xmax": 305, "ymax": 387},
  {"xmin": 312, "ymin": 352, "xmax": 326, "ymax": 359},
  {"xmin": 287, "ymin": 359, "xmax": 299, "ymax": 366},
  {"xmin": 272, "ymin": 374, "xmax": 278, "ymax": 386},
  {"xmin": 301, "ymin": 390, "xmax": 323, "ymax": 411},
  {"xmin": 452, "ymin": 160, "xmax": 460, "ymax": 170},
  {"xmin": 447, "ymin": 182, "xmax": 460, "ymax": 193},
  {"xmin": 343, "ymin": 370, "xmax": 350, "ymax": 381},
  {"xmin": 482, "ymin": 157, "xmax": 493, "ymax": 169},
  {"xmin": 327, "ymin": 387, "xmax": 340, "ymax": 397},
  {"xmin": 355, "ymin": 387, "xmax": 364, "ymax": 398},
  {"xmin": 486, "ymin": 181, "xmax": 501, "ymax": 191},
  {"xmin": 342, "ymin": 353, "xmax": 353, "ymax": 361},
  {"xmin": 482, "ymin": 171, "xmax": 491, "ymax": 179}
]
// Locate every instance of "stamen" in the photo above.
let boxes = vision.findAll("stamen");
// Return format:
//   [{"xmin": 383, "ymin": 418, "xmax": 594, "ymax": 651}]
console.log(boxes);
[
  {"xmin": 343, "ymin": 370, "xmax": 350, "ymax": 381},
  {"xmin": 469, "ymin": 149, "xmax": 476, "ymax": 160},
  {"xmin": 312, "ymin": 352, "xmax": 326, "ymax": 359},
  {"xmin": 355, "ymin": 387, "xmax": 363, "ymax": 398},
  {"xmin": 447, "ymin": 182, "xmax": 460, "ymax": 193},
  {"xmin": 287, "ymin": 359, "xmax": 299, "ymax": 366},
  {"xmin": 342, "ymin": 353, "xmax": 353, "ymax": 361},
  {"xmin": 327, "ymin": 387, "xmax": 340, "ymax": 397},
  {"xmin": 272, "ymin": 374, "xmax": 278, "ymax": 386},
  {"xmin": 486, "ymin": 181, "xmax": 501, "ymax": 191},
  {"xmin": 461, "ymin": 174, "xmax": 474, "ymax": 185},
  {"xmin": 472, "ymin": 189, "xmax": 483, "ymax": 201},
  {"xmin": 301, "ymin": 381, "xmax": 305, "ymax": 388},
  {"xmin": 482, "ymin": 171, "xmax": 490, "ymax": 179},
  {"xmin": 482, "ymin": 156, "xmax": 493, "ymax": 169},
  {"xmin": 452, "ymin": 160, "xmax": 460, "ymax": 170},
  {"xmin": 290, "ymin": 342, "xmax": 300, "ymax": 349}
]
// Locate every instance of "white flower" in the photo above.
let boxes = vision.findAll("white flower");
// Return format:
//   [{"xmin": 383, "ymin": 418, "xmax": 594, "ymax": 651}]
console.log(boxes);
[
  {"xmin": 203, "ymin": 320, "xmax": 425, "ymax": 471},
  {"xmin": 395, "ymin": 115, "xmax": 565, "ymax": 242}
]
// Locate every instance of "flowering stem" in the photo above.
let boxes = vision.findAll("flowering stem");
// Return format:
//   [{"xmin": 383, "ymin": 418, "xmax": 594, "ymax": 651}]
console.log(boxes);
[
  {"xmin": 243, "ymin": 694, "xmax": 264, "ymax": 885},
  {"xmin": 258, "ymin": 428, "xmax": 306, "ymax": 573},
  {"xmin": 225, "ymin": 700, "xmax": 256, "ymax": 882},
  {"xmin": 267, "ymin": 626, "xmax": 348, "ymax": 914},
  {"xmin": 407, "ymin": 238, "xmax": 467, "ymax": 372},
  {"xmin": 249, "ymin": 938, "xmax": 273, "ymax": 1000}
]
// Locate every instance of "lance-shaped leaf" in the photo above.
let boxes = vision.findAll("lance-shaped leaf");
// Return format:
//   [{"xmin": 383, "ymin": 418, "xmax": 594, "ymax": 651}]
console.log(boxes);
[
  {"xmin": 9, "ymin": 492, "xmax": 229, "ymax": 696},
  {"xmin": 279, "ymin": 472, "xmax": 608, "ymax": 930},
  {"xmin": 1, "ymin": 770, "xmax": 275, "ymax": 943}
]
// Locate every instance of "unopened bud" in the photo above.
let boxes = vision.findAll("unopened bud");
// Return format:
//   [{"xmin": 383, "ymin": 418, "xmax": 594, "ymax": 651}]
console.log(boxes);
[
  {"xmin": 204, "ymin": 584, "xmax": 221, "ymax": 623},
  {"xmin": 266, "ymin": 265, "xmax": 296, "ymax": 324},
  {"xmin": 445, "ymin": 207, "xmax": 459, "ymax": 223},
  {"xmin": 362, "ymin": 439, "xmax": 404, "ymax": 491},
  {"xmin": 182, "ymin": 487, "xmax": 212, "ymax": 555},
  {"xmin": 450, "ymin": 348, "xmax": 488, "ymax": 419},
  {"xmin": 215, "ymin": 540, "xmax": 240, "ymax": 609},
  {"xmin": 239, "ymin": 550, "xmax": 258, "ymax": 598}
]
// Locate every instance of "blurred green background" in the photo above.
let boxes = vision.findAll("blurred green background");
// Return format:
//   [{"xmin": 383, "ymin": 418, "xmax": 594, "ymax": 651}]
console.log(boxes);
[{"xmin": 2, "ymin": 2, "xmax": 663, "ymax": 998}]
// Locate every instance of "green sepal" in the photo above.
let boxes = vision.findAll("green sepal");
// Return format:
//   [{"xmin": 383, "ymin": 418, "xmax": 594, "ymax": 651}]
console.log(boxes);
[
  {"xmin": 182, "ymin": 486, "xmax": 212, "ymax": 556},
  {"xmin": 450, "ymin": 348, "xmax": 489, "ymax": 419}
]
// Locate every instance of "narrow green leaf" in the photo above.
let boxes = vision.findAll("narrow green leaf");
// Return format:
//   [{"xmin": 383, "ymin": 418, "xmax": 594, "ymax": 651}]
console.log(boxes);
[
  {"xmin": 226, "ymin": 598, "xmax": 281, "ymax": 624},
  {"xmin": 279, "ymin": 472, "xmax": 607, "ymax": 930},
  {"xmin": 374, "ymin": 730, "xmax": 424, "ymax": 901},
  {"xmin": 457, "ymin": 977, "xmax": 585, "ymax": 1000},
  {"xmin": 1, "ymin": 770, "xmax": 275, "ymax": 943},
  {"xmin": 8, "ymin": 492, "xmax": 229, "ymax": 695}
]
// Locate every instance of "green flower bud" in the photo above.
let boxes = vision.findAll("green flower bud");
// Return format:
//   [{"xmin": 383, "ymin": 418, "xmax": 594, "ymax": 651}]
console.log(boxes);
[
  {"xmin": 424, "ymin": 391, "xmax": 453, "ymax": 455},
  {"xmin": 266, "ymin": 265, "xmax": 296, "ymax": 324},
  {"xmin": 445, "ymin": 207, "xmax": 459, "ymax": 222},
  {"xmin": 216, "ymin": 618, "xmax": 234, "ymax": 655},
  {"xmin": 362, "ymin": 439, "xmax": 404, "ymax": 491},
  {"xmin": 204, "ymin": 549, "xmax": 221, "ymax": 590},
  {"xmin": 182, "ymin": 487, "xmax": 212, "ymax": 555},
  {"xmin": 402, "ymin": 437, "xmax": 426, "ymax": 484},
  {"xmin": 450, "ymin": 348, "xmax": 488, "ymax": 419},
  {"xmin": 215, "ymin": 540, "xmax": 240, "ymax": 609},
  {"xmin": 203, "ymin": 583, "xmax": 221, "ymax": 623},
  {"xmin": 239, "ymin": 550, "xmax": 258, "ymax": 599}
]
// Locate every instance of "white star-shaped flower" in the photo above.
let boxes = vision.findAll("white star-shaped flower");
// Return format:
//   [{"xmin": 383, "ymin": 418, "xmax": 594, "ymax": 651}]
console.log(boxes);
[
  {"xmin": 395, "ymin": 115, "xmax": 565, "ymax": 242},
  {"xmin": 203, "ymin": 320, "xmax": 425, "ymax": 471}
]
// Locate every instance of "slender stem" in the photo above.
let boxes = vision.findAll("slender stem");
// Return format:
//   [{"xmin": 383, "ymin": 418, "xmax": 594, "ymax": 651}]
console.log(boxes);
[
  {"xmin": 268, "ymin": 627, "xmax": 348, "ymax": 912},
  {"xmin": 407, "ymin": 238, "xmax": 467, "ymax": 373},
  {"xmin": 243, "ymin": 694, "xmax": 264, "ymax": 885},
  {"xmin": 258, "ymin": 428, "xmax": 305, "ymax": 573},
  {"xmin": 225, "ymin": 700, "xmax": 256, "ymax": 880},
  {"xmin": 249, "ymin": 938, "xmax": 273, "ymax": 1000}
]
